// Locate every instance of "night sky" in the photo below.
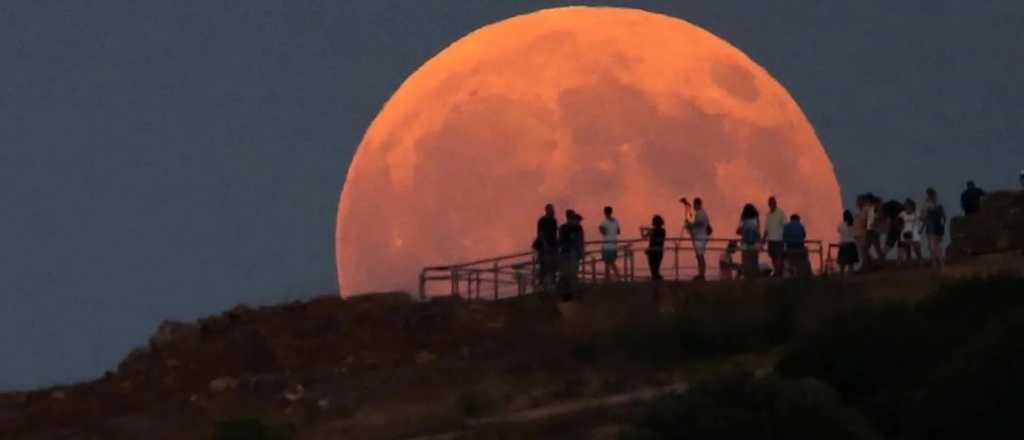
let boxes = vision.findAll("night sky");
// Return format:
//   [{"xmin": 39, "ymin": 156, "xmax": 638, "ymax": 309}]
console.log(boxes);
[{"xmin": 2, "ymin": 1, "xmax": 1021, "ymax": 390}]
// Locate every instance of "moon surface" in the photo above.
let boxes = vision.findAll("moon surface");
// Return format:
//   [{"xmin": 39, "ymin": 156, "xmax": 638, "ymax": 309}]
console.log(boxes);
[{"xmin": 337, "ymin": 6, "xmax": 842, "ymax": 296}]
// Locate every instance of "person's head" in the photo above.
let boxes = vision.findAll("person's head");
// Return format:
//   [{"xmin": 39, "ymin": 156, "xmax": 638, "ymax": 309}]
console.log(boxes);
[
  {"xmin": 790, "ymin": 214, "xmax": 801, "ymax": 223},
  {"xmin": 768, "ymin": 196, "xmax": 777, "ymax": 210},
  {"xmin": 966, "ymin": 180, "xmax": 976, "ymax": 189},
  {"xmin": 693, "ymin": 197, "xmax": 703, "ymax": 209},
  {"xmin": 545, "ymin": 204, "xmax": 554, "ymax": 217},
  {"xmin": 604, "ymin": 206, "xmax": 613, "ymax": 218},
  {"xmin": 855, "ymin": 194, "xmax": 866, "ymax": 208},
  {"xmin": 741, "ymin": 203, "xmax": 758, "ymax": 220},
  {"xmin": 726, "ymin": 240, "xmax": 738, "ymax": 253},
  {"xmin": 652, "ymin": 215, "xmax": 664, "ymax": 228},
  {"xmin": 904, "ymin": 198, "xmax": 916, "ymax": 211},
  {"xmin": 843, "ymin": 209, "xmax": 854, "ymax": 225},
  {"xmin": 926, "ymin": 187, "xmax": 937, "ymax": 201},
  {"xmin": 565, "ymin": 209, "xmax": 574, "ymax": 222}
]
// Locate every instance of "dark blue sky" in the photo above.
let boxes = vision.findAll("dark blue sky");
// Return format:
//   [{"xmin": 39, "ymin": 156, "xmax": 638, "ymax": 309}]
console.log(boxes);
[{"xmin": 2, "ymin": 1, "xmax": 1021, "ymax": 390}]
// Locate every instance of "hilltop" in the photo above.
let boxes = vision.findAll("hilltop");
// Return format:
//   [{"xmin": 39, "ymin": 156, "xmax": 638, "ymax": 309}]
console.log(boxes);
[{"xmin": 2, "ymin": 248, "xmax": 1022, "ymax": 439}]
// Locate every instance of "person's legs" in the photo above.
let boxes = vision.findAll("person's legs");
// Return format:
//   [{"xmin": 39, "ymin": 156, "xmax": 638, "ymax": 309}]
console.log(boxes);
[
  {"xmin": 768, "ymin": 241, "xmax": 784, "ymax": 277},
  {"xmin": 928, "ymin": 235, "xmax": 944, "ymax": 270},
  {"xmin": 693, "ymin": 238, "xmax": 707, "ymax": 280},
  {"xmin": 647, "ymin": 251, "xmax": 664, "ymax": 280},
  {"xmin": 911, "ymin": 241, "xmax": 923, "ymax": 263},
  {"xmin": 742, "ymin": 249, "xmax": 759, "ymax": 279}
]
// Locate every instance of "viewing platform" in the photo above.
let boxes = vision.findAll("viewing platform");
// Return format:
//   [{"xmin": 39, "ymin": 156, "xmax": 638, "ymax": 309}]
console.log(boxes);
[{"xmin": 419, "ymin": 237, "xmax": 832, "ymax": 299}]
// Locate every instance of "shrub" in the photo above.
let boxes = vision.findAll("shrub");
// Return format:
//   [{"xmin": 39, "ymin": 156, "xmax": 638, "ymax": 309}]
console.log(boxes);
[
  {"xmin": 624, "ymin": 374, "xmax": 880, "ymax": 440},
  {"xmin": 776, "ymin": 302, "xmax": 934, "ymax": 400},
  {"xmin": 215, "ymin": 417, "xmax": 294, "ymax": 440},
  {"xmin": 903, "ymin": 309, "xmax": 1024, "ymax": 440}
]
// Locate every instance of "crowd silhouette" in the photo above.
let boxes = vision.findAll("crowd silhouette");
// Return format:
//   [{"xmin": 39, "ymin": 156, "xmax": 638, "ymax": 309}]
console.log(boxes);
[{"xmin": 532, "ymin": 180, "xmax": 997, "ymax": 299}]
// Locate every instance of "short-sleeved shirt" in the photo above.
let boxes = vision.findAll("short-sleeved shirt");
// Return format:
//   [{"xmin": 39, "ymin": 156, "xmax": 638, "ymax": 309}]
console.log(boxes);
[
  {"xmin": 690, "ymin": 209, "xmax": 710, "ymax": 239},
  {"xmin": 765, "ymin": 209, "xmax": 786, "ymax": 241},
  {"xmin": 783, "ymin": 222, "xmax": 806, "ymax": 249},
  {"xmin": 600, "ymin": 217, "xmax": 620, "ymax": 250}
]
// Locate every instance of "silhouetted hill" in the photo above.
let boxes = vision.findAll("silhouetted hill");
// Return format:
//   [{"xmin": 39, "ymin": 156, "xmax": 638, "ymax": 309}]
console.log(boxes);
[{"xmin": 2, "ymin": 252, "xmax": 1022, "ymax": 439}]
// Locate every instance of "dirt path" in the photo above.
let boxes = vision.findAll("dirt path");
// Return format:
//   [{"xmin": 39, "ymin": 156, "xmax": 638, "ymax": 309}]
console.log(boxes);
[{"xmin": 405, "ymin": 382, "xmax": 689, "ymax": 440}]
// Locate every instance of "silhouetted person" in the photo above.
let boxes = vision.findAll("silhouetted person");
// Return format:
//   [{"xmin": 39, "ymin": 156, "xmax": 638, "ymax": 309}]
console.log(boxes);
[
  {"xmin": 719, "ymin": 240, "xmax": 740, "ymax": 280},
  {"xmin": 853, "ymin": 194, "xmax": 871, "ymax": 271},
  {"xmin": 783, "ymin": 214, "xmax": 810, "ymax": 277},
  {"xmin": 641, "ymin": 215, "xmax": 666, "ymax": 281},
  {"xmin": 837, "ymin": 210, "xmax": 858, "ymax": 276},
  {"xmin": 960, "ymin": 181, "xmax": 985, "ymax": 215},
  {"xmin": 684, "ymin": 197, "xmax": 711, "ymax": 281},
  {"xmin": 599, "ymin": 206, "xmax": 621, "ymax": 281},
  {"xmin": 763, "ymin": 196, "xmax": 786, "ymax": 277},
  {"xmin": 923, "ymin": 188, "xmax": 947, "ymax": 270},
  {"xmin": 898, "ymin": 198, "xmax": 923, "ymax": 264},
  {"xmin": 736, "ymin": 203, "xmax": 761, "ymax": 279},
  {"xmin": 534, "ymin": 204, "xmax": 559, "ymax": 291},
  {"xmin": 866, "ymin": 194, "xmax": 887, "ymax": 263},
  {"xmin": 558, "ymin": 210, "xmax": 585, "ymax": 300},
  {"xmin": 1019, "ymin": 170, "xmax": 1024, "ymax": 189},
  {"xmin": 882, "ymin": 199, "xmax": 905, "ymax": 256}
]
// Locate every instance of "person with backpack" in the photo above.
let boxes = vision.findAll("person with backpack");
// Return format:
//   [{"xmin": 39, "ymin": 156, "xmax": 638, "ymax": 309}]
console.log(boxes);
[
  {"xmin": 598, "ymin": 206, "xmax": 621, "ymax": 282},
  {"xmin": 683, "ymin": 197, "xmax": 711, "ymax": 281},
  {"xmin": 923, "ymin": 188, "xmax": 947, "ymax": 270},
  {"xmin": 736, "ymin": 203, "xmax": 761, "ymax": 279}
]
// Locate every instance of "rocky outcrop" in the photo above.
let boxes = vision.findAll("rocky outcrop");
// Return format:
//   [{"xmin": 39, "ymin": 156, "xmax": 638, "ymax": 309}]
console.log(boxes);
[{"xmin": 949, "ymin": 190, "xmax": 1024, "ymax": 256}]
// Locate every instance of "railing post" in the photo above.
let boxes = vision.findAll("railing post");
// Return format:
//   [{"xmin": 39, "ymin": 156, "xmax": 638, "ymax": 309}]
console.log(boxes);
[
  {"xmin": 419, "ymin": 271, "xmax": 427, "ymax": 300},
  {"xmin": 450, "ymin": 269, "xmax": 459, "ymax": 298},
  {"xmin": 493, "ymin": 261, "xmax": 499, "ymax": 300},
  {"xmin": 673, "ymin": 242, "xmax": 680, "ymax": 280}
]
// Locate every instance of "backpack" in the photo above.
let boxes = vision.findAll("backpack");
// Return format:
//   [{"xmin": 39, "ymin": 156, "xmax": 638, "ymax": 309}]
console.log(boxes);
[{"xmin": 741, "ymin": 224, "xmax": 760, "ymax": 244}]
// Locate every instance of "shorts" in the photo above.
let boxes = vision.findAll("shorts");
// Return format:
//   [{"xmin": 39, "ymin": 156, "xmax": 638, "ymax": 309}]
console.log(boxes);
[
  {"xmin": 692, "ymin": 237, "xmax": 708, "ymax": 256},
  {"xmin": 602, "ymin": 249, "xmax": 618, "ymax": 263},
  {"xmin": 768, "ymin": 241, "xmax": 785, "ymax": 259}
]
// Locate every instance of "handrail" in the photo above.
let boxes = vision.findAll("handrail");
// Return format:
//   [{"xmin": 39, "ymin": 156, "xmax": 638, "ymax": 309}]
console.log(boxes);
[{"xmin": 419, "ymin": 235, "xmax": 829, "ymax": 299}]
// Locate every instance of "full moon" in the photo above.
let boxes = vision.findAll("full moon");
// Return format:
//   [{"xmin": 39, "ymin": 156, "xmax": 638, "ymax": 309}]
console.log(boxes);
[{"xmin": 337, "ymin": 7, "xmax": 842, "ymax": 296}]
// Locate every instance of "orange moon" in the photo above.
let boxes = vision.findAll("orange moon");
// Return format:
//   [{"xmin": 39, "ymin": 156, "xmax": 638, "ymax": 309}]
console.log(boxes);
[{"xmin": 337, "ymin": 6, "xmax": 842, "ymax": 296}]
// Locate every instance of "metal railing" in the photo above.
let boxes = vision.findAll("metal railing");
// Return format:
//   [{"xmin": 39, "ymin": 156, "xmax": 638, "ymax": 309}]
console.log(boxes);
[{"xmin": 419, "ymin": 237, "xmax": 828, "ymax": 299}]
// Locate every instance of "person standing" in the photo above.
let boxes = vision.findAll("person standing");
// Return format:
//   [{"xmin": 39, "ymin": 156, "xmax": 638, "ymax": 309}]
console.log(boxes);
[
  {"xmin": 737, "ymin": 203, "xmax": 761, "ymax": 279},
  {"xmin": 599, "ymin": 206, "xmax": 621, "ymax": 282},
  {"xmin": 641, "ymin": 215, "xmax": 666, "ymax": 281},
  {"xmin": 558, "ymin": 210, "xmax": 585, "ymax": 300},
  {"xmin": 898, "ymin": 198, "xmax": 923, "ymax": 264},
  {"xmin": 837, "ymin": 210, "xmax": 858, "ymax": 276},
  {"xmin": 783, "ymin": 214, "xmax": 809, "ymax": 277},
  {"xmin": 534, "ymin": 204, "xmax": 559, "ymax": 291},
  {"xmin": 853, "ymin": 195, "xmax": 871, "ymax": 271},
  {"xmin": 923, "ymin": 188, "xmax": 947, "ymax": 270},
  {"xmin": 763, "ymin": 196, "xmax": 786, "ymax": 277},
  {"xmin": 960, "ymin": 181, "xmax": 985, "ymax": 215},
  {"xmin": 882, "ymin": 199, "xmax": 905, "ymax": 256},
  {"xmin": 684, "ymin": 197, "xmax": 711, "ymax": 281},
  {"xmin": 866, "ymin": 195, "xmax": 887, "ymax": 263}
]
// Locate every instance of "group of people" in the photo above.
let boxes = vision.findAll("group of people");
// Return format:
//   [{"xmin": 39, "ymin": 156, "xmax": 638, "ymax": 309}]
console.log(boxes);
[
  {"xmin": 835, "ymin": 182, "xmax": 985, "ymax": 274},
  {"xmin": 531, "ymin": 179, "xmax": 995, "ymax": 298},
  {"xmin": 532, "ymin": 195, "xmax": 813, "ymax": 299}
]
